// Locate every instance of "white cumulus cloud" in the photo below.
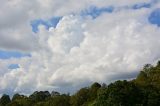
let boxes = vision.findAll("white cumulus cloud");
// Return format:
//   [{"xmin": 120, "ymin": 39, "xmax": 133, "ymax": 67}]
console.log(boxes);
[{"xmin": 0, "ymin": 0, "xmax": 160, "ymax": 95}]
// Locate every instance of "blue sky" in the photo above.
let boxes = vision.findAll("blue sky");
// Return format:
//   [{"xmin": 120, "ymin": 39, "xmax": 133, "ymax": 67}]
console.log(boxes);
[
  {"xmin": 0, "ymin": 50, "xmax": 30, "ymax": 59},
  {"xmin": 132, "ymin": 3, "xmax": 151, "ymax": 9},
  {"xmin": 81, "ymin": 6, "xmax": 114, "ymax": 19},
  {"xmin": 8, "ymin": 64, "xmax": 19, "ymax": 69},
  {"xmin": 31, "ymin": 17, "xmax": 62, "ymax": 33},
  {"xmin": 149, "ymin": 8, "xmax": 160, "ymax": 26}
]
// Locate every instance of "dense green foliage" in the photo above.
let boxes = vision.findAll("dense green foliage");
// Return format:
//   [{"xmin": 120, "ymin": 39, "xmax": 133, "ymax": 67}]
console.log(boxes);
[{"xmin": 1, "ymin": 61, "xmax": 160, "ymax": 106}]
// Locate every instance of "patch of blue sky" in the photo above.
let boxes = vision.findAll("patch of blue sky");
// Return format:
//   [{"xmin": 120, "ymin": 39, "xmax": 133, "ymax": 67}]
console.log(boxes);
[
  {"xmin": 132, "ymin": 0, "xmax": 159, "ymax": 9},
  {"xmin": 148, "ymin": 8, "xmax": 160, "ymax": 27},
  {"xmin": 132, "ymin": 3, "xmax": 151, "ymax": 9},
  {"xmin": 80, "ymin": 6, "xmax": 114, "ymax": 19},
  {"xmin": 31, "ymin": 16, "xmax": 62, "ymax": 33},
  {"xmin": 0, "ymin": 50, "xmax": 31, "ymax": 59},
  {"xmin": 80, "ymin": 0, "xmax": 156, "ymax": 19},
  {"xmin": 8, "ymin": 64, "xmax": 20, "ymax": 69}
]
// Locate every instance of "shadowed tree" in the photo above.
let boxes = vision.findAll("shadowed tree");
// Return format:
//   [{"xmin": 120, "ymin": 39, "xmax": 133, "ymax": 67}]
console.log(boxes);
[{"xmin": 0, "ymin": 94, "xmax": 11, "ymax": 106}]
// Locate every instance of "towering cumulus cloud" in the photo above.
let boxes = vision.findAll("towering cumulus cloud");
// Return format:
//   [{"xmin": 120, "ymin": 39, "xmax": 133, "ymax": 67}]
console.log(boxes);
[{"xmin": 0, "ymin": 0, "xmax": 160, "ymax": 96}]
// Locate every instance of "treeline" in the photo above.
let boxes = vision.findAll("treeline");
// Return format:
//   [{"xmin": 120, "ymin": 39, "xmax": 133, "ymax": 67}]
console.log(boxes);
[{"xmin": 1, "ymin": 61, "xmax": 160, "ymax": 106}]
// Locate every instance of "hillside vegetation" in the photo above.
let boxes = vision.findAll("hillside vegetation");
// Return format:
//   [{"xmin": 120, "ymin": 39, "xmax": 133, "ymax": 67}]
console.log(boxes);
[{"xmin": 1, "ymin": 61, "xmax": 160, "ymax": 106}]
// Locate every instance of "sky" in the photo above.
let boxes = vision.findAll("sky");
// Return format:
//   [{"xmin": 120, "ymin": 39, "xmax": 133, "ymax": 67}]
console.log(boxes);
[{"xmin": 0, "ymin": 0, "xmax": 160, "ymax": 96}]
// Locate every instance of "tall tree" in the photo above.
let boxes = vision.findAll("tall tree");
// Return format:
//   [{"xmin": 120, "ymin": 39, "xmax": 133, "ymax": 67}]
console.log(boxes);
[{"xmin": 0, "ymin": 94, "xmax": 11, "ymax": 106}]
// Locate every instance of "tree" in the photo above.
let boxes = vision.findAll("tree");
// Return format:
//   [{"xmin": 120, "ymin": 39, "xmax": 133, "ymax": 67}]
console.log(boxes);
[
  {"xmin": 70, "ymin": 87, "xmax": 89, "ymax": 106},
  {"xmin": 45, "ymin": 94, "xmax": 70, "ymax": 106},
  {"xmin": 6, "ymin": 101, "xmax": 21, "ymax": 106},
  {"xmin": 7, "ymin": 93, "xmax": 32, "ymax": 106},
  {"xmin": 29, "ymin": 91, "xmax": 51, "ymax": 104},
  {"xmin": 12, "ymin": 93, "xmax": 26, "ymax": 101},
  {"xmin": 147, "ymin": 89, "xmax": 160, "ymax": 106},
  {"xmin": 51, "ymin": 91, "xmax": 60, "ymax": 97},
  {"xmin": 0, "ymin": 94, "xmax": 11, "ymax": 106},
  {"xmin": 136, "ymin": 62, "xmax": 160, "ymax": 89},
  {"xmin": 94, "ymin": 81, "xmax": 143, "ymax": 106},
  {"xmin": 88, "ymin": 82, "xmax": 101, "ymax": 101}
]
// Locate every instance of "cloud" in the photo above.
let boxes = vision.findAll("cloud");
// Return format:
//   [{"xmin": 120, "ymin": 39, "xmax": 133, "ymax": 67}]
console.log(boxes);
[
  {"xmin": 0, "ymin": 0, "xmax": 154, "ymax": 51},
  {"xmin": 0, "ymin": 0, "xmax": 160, "ymax": 96}
]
